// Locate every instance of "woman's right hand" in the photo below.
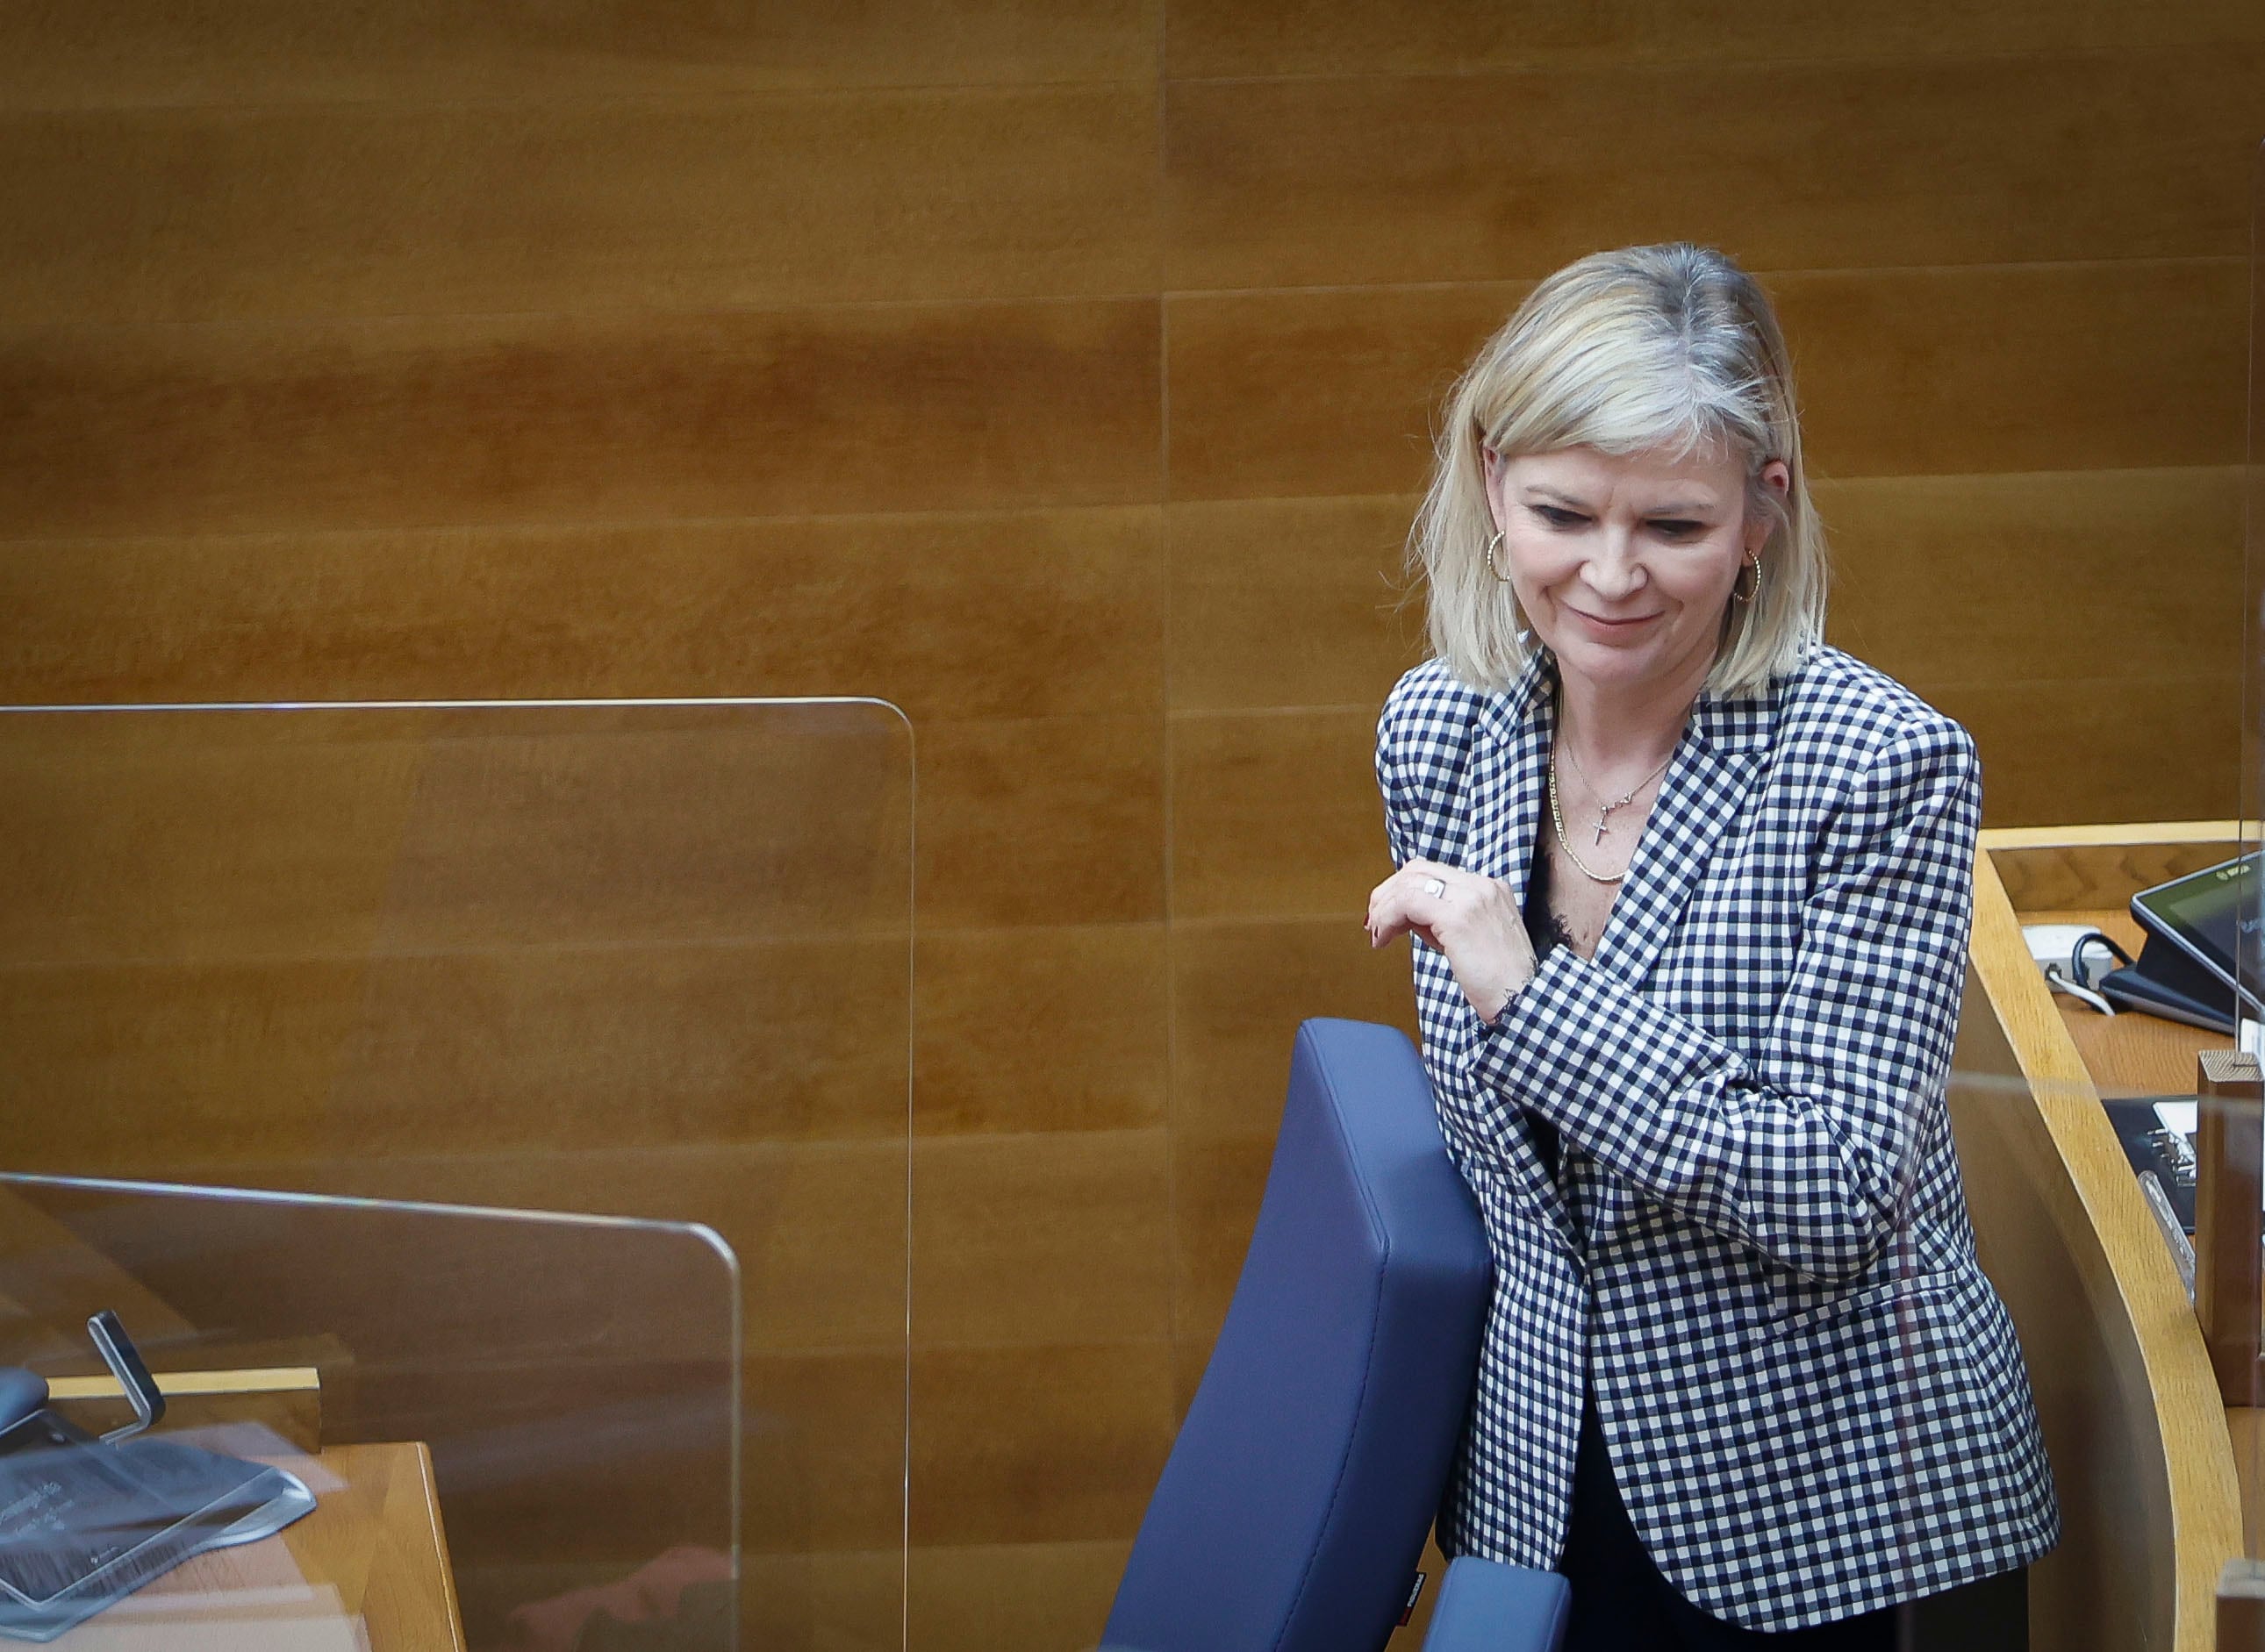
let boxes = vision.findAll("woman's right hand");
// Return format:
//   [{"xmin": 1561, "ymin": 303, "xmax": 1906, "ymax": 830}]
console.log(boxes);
[{"xmin": 1366, "ymin": 859, "xmax": 1538, "ymax": 1024}]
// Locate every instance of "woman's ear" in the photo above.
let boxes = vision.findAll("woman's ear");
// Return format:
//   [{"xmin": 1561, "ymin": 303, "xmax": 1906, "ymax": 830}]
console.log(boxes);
[
  {"xmin": 1745, "ymin": 459, "xmax": 1791, "ymax": 555},
  {"xmin": 1480, "ymin": 444, "xmax": 1508, "ymax": 533}
]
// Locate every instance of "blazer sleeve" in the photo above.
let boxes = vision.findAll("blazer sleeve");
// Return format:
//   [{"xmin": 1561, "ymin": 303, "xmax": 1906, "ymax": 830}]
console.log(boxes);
[
  {"xmin": 1374, "ymin": 666, "xmax": 1472, "ymax": 871},
  {"xmin": 1470, "ymin": 712, "xmax": 1979, "ymax": 1285},
  {"xmin": 1378, "ymin": 729, "xmax": 1411, "ymax": 869}
]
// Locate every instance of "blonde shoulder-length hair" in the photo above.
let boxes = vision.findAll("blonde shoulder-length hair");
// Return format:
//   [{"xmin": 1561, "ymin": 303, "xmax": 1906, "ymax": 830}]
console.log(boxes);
[{"xmin": 1410, "ymin": 242, "xmax": 1826, "ymax": 698}]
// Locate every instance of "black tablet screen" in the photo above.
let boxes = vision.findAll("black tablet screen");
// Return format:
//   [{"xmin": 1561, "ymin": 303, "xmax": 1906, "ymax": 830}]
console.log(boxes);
[{"xmin": 2135, "ymin": 852, "xmax": 2265, "ymax": 997}]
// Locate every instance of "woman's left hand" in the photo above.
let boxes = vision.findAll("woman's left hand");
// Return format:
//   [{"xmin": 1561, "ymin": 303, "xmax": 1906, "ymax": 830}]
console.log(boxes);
[{"xmin": 1365, "ymin": 859, "xmax": 1538, "ymax": 1024}]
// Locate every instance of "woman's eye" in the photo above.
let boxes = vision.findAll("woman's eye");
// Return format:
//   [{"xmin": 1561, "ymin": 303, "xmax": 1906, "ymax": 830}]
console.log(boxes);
[
  {"xmin": 1649, "ymin": 518, "xmax": 1704, "ymax": 540},
  {"xmin": 1530, "ymin": 505, "xmax": 1588, "ymax": 529}
]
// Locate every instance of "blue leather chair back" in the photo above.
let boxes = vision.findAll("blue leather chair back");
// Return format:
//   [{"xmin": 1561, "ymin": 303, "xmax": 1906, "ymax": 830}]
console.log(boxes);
[{"xmin": 1101, "ymin": 1018, "xmax": 1494, "ymax": 1652}]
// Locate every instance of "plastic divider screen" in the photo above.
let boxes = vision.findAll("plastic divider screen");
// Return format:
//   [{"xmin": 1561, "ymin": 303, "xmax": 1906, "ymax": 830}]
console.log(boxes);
[
  {"xmin": 1943, "ymin": 807, "xmax": 2190, "ymax": 1647},
  {"xmin": 1860, "ymin": 1021, "xmax": 2006, "ymax": 1645},
  {"xmin": 0, "ymin": 699, "xmax": 914, "ymax": 1651},
  {"xmin": 1924, "ymin": 145, "xmax": 2265, "ymax": 1646},
  {"xmin": 2242, "ymin": 135, "xmax": 2265, "ymax": 1576},
  {"xmin": 0, "ymin": 1176, "xmax": 736, "ymax": 1651}
]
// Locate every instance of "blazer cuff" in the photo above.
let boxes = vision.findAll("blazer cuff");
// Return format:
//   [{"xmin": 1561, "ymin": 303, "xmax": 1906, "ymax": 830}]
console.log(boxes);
[{"xmin": 1471, "ymin": 949, "xmax": 1736, "ymax": 1137}]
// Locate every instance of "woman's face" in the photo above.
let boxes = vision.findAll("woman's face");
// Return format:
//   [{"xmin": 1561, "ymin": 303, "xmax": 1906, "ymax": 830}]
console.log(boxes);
[{"xmin": 1480, "ymin": 442, "xmax": 1789, "ymax": 702}]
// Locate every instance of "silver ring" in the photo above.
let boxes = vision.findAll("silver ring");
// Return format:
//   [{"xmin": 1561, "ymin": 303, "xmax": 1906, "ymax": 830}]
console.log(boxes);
[{"xmin": 1422, "ymin": 877, "xmax": 1447, "ymax": 899}]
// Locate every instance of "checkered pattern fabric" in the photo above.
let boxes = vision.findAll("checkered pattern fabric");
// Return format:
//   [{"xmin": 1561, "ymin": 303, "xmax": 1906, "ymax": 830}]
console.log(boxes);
[{"xmin": 1376, "ymin": 646, "xmax": 2059, "ymax": 1633}]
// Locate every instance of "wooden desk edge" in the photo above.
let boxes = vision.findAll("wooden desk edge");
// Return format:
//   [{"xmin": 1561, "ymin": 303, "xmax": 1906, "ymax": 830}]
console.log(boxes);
[
  {"xmin": 1978, "ymin": 821, "xmax": 2247, "ymax": 850},
  {"xmin": 48, "ymin": 1365, "xmax": 319, "ymax": 1400},
  {"xmin": 369, "ymin": 1440, "xmax": 466, "ymax": 1652},
  {"xmin": 1970, "ymin": 828, "xmax": 2246, "ymax": 1650}
]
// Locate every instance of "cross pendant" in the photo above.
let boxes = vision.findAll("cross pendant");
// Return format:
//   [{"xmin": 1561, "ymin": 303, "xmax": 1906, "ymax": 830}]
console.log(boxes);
[{"xmin": 1592, "ymin": 808, "xmax": 1610, "ymax": 846}]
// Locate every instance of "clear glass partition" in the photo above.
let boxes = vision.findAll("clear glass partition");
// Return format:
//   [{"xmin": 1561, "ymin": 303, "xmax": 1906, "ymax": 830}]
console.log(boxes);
[
  {"xmin": 0, "ymin": 700, "xmax": 913, "ymax": 1651},
  {"xmin": 0, "ymin": 1175, "xmax": 735, "ymax": 1651},
  {"xmin": 1928, "ymin": 139, "xmax": 2265, "ymax": 1647},
  {"xmin": 2240, "ymin": 133, "xmax": 2265, "ymax": 1585}
]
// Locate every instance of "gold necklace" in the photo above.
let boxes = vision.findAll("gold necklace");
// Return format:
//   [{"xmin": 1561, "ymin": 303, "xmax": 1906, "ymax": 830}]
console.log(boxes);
[{"xmin": 1548, "ymin": 758, "xmax": 1630, "ymax": 884}]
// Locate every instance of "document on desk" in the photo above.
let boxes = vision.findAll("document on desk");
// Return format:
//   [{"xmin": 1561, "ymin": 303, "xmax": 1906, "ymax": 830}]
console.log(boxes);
[
  {"xmin": 157, "ymin": 1427, "xmax": 342, "ymax": 1496},
  {"xmin": 0, "ymin": 1422, "xmax": 318, "ymax": 1643},
  {"xmin": 47, "ymin": 1582, "xmax": 363, "ymax": 1651}
]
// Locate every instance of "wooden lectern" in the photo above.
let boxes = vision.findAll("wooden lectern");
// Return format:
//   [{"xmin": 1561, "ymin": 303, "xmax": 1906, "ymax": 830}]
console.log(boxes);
[
  {"xmin": 2197, "ymin": 1050, "xmax": 2264, "ymax": 1408},
  {"xmin": 2196, "ymin": 1050, "xmax": 2265, "ymax": 1646},
  {"xmin": 40, "ymin": 1368, "xmax": 466, "ymax": 1650},
  {"xmin": 2226, "ymin": 1557, "xmax": 2265, "ymax": 1652}
]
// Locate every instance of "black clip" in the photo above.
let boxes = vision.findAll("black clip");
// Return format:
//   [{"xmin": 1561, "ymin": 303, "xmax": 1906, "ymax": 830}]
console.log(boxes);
[{"xmin": 86, "ymin": 1311, "xmax": 165, "ymax": 1443}]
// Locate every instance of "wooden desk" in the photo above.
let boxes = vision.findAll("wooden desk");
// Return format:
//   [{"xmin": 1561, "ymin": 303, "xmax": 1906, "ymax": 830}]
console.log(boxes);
[
  {"xmin": 0, "ymin": 1184, "xmax": 465, "ymax": 1649},
  {"xmin": 2023, "ymin": 903, "xmax": 2265, "ymax": 1558},
  {"xmin": 1964, "ymin": 822, "xmax": 2247, "ymax": 1652},
  {"xmin": 49, "ymin": 1439, "xmax": 464, "ymax": 1651}
]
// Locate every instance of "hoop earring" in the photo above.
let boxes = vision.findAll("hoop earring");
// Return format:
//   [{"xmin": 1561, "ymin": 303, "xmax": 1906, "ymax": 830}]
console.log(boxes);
[
  {"xmin": 1731, "ymin": 550, "xmax": 1762, "ymax": 604},
  {"xmin": 1485, "ymin": 530, "xmax": 1511, "ymax": 583}
]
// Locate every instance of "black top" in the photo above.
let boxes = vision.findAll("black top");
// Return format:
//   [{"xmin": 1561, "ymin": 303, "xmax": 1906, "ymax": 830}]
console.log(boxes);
[
  {"xmin": 1523, "ymin": 842, "xmax": 1579, "ymax": 959},
  {"xmin": 1521, "ymin": 848, "xmax": 1575, "ymax": 1176}
]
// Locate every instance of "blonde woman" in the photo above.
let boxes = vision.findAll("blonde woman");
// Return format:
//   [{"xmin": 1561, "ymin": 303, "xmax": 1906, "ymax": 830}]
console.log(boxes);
[{"xmin": 1365, "ymin": 244, "xmax": 2055, "ymax": 1648}]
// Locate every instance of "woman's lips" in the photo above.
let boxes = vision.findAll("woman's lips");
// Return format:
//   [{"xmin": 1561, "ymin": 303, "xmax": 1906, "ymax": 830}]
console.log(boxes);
[{"xmin": 1566, "ymin": 606, "xmax": 1660, "ymax": 633}]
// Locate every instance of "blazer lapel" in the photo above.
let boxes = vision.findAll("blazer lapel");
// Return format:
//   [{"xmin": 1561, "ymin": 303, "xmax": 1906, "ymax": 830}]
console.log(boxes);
[
  {"xmin": 1464, "ymin": 654, "xmax": 1552, "ymax": 891},
  {"xmin": 1461, "ymin": 654, "xmax": 1580, "ymax": 1254},
  {"xmin": 1590, "ymin": 681, "xmax": 1774, "ymax": 989},
  {"xmin": 1457, "ymin": 662, "xmax": 1774, "ymax": 1258}
]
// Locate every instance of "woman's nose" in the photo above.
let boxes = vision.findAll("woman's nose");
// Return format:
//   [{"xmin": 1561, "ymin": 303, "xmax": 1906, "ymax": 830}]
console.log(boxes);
[{"xmin": 1580, "ymin": 531, "xmax": 1645, "ymax": 599}]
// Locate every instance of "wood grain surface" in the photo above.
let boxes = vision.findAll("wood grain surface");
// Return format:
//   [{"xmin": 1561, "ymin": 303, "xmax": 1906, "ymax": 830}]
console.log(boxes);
[
  {"xmin": 1166, "ymin": 51, "xmax": 2265, "ymax": 290},
  {"xmin": 3, "ymin": 7, "xmax": 2253, "ymax": 1648},
  {"xmin": 47, "ymin": 1441, "xmax": 463, "ymax": 1652},
  {"xmin": 1969, "ymin": 824, "xmax": 2249, "ymax": 1650},
  {"xmin": 1165, "ymin": 0, "xmax": 2265, "ymax": 77}
]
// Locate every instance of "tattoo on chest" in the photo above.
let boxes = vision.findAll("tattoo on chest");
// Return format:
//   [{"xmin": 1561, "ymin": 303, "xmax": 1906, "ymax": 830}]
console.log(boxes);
[{"xmin": 1543, "ymin": 842, "xmax": 1616, "ymax": 959}]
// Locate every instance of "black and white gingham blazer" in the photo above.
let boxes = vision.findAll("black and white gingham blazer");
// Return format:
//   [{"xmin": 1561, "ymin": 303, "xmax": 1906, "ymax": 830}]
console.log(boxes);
[{"xmin": 1377, "ymin": 644, "xmax": 2058, "ymax": 1632}]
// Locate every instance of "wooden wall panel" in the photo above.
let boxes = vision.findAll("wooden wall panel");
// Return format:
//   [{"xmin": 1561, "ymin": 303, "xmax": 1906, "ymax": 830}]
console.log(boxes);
[
  {"xmin": 908, "ymin": 1343, "xmax": 1176, "ymax": 1546},
  {"xmin": 1167, "ymin": 495, "xmax": 1425, "ymax": 712},
  {"xmin": 0, "ymin": 958, "xmax": 369, "ymax": 1168},
  {"xmin": 908, "ymin": 1541, "xmax": 1131, "ymax": 1652},
  {"xmin": 0, "ymin": 712, "xmax": 909, "ymax": 958},
  {"xmin": 1170, "ymin": 1132, "xmax": 1276, "ymax": 1377},
  {"xmin": 0, "ymin": 507, "xmax": 1165, "ymax": 716},
  {"xmin": 325, "ymin": 947, "xmax": 911, "ymax": 1148},
  {"xmin": 1170, "ymin": 707, "xmax": 1387, "ymax": 920},
  {"xmin": 0, "ymin": 302, "xmax": 1162, "ymax": 538},
  {"xmin": 746, "ymin": 1550, "xmax": 899, "ymax": 1652},
  {"xmin": 744, "ymin": 1352, "xmax": 910, "ymax": 1548},
  {"xmin": 1166, "ymin": 282, "xmax": 1527, "ymax": 500},
  {"xmin": 1166, "ymin": 0, "xmax": 2265, "ymax": 78},
  {"xmin": 915, "ymin": 925, "xmax": 1168, "ymax": 1135},
  {"xmin": 1169, "ymin": 261, "xmax": 2247, "ymax": 502},
  {"xmin": 916, "ymin": 714, "xmax": 1165, "ymax": 928},
  {"xmin": 1822, "ymin": 468, "xmax": 2244, "ymax": 686},
  {"xmin": 1168, "ymin": 50, "xmax": 2265, "ymax": 290},
  {"xmin": 1927, "ymin": 674, "xmax": 2241, "ymax": 826},
  {"xmin": 0, "ymin": 5, "xmax": 2253, "ymax": 1647},
  {"xmin": 0, "ymin": 943, "xmax": 911, "ymax": 1164},
  {"xmin": 912, "ymin": 1130, "xmax": 1172, "ymax": 1347},
  {"xmin": 3, "ymin": 89, "xmax": 1159, "ymax": 324},
  {"xmin": 1781, "ymin": 261, "xmax": 2249, "ymax": 478},
  {"xmin": 0, "ymin": 0, "xmax": 1159, "ymax": 107},
  {"xmin": 0, "ymin": 732, "xmax": 413, "ymax": 962},
  {"xmin": 249, "ymin": 1145, "xmax": 914, "ymax": 1353},
  {"xmin": 1169, "ymin": 919, "xmax": 1419, "ymax": 1146}
]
